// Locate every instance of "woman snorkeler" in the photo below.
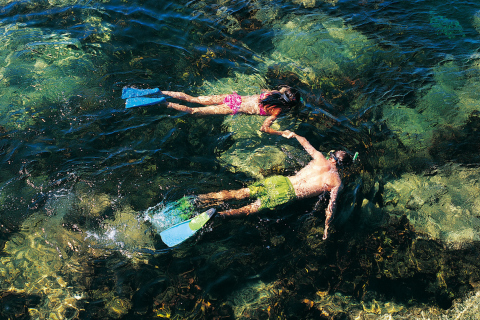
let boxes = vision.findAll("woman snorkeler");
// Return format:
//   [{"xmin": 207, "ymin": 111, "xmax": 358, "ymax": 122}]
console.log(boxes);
[{"xmin": 161, "ymin": 85, "xmax": 302, "ymax": 136}]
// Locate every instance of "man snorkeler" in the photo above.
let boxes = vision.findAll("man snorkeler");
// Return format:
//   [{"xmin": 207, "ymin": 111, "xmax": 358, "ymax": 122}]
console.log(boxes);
[{"xmin": 195, "ymin": 131, "xmax": 357, "ymax": 240}]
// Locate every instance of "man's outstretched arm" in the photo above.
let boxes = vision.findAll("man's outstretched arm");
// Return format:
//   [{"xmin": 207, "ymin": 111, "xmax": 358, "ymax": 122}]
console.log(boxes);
[
  {"xmin": 282, "ymin": 131, "xmax": 323, "ymax": 160},
  {"xmin": 323, "ymin": 185, "xmax": 340, "ymax": 240}
]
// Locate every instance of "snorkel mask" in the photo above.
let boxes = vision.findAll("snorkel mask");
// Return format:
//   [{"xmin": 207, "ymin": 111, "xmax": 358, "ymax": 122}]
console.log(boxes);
[
  {"xmin": 281, "ymin": 93, "xmax": 290, "ymax": 102},
  {"xmin": 325, "ymin": 150, "xmax": 336, "ymax": 160},
  {"xmin": 281, "ymin": 89, "xmax": 299, "ymax": 103},
  {"xmin": 326, "ymin": 150, "xmax": 360, "ymax": 165}
]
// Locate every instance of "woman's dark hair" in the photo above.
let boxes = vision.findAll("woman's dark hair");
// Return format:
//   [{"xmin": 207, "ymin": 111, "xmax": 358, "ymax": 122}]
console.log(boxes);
[
  {"xmin": 330, "ymin": 150, "xmax": 353, "ymax": 167},
  {"xmin": 260, "ymin": 85, "xmax": 301, "ymax": 113}
]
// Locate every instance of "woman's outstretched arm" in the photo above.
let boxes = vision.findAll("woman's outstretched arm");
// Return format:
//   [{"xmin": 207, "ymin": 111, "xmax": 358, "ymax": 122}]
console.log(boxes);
[
  {"xmin": 260, "ymin": 115, "xmax": 282, "ymax": 135},
  {"xmin": 260, "ymin": 108, "xmax": 291, "ymax": 135}
]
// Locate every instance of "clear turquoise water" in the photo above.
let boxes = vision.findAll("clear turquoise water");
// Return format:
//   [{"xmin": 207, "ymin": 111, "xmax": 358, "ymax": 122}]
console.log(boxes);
[{"xmin": 1, "ymin": 0, "xmax": 480, "ymax": 319}]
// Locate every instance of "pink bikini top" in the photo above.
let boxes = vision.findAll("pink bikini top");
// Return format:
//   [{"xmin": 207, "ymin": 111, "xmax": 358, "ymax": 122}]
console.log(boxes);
[{"xmin": 258, "ymin": 93, "xmax": 270, "ymax": 116}]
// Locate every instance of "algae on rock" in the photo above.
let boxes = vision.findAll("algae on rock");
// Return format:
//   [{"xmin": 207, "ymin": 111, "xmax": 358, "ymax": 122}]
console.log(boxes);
[
  {"xmin": 259, "ymin": 13, "xmax": 379, "ymax": 89},
  {"xmin": 383, "ymin": 163, "xmax": 480, "ymax": 247},
  {"xmin": 218, "ymin": 114, "xmax": 302, "ymax": 178},
  {"xmin": 0, "ymin": 24, "xmax": 107, "ymax": 130},
  {"xmin": 86, "ymin": 205, "xmax": 156, "ymax": 257},
  {"xmin": 383, "ymin": 59, "xmax": 480, "ymax": 156},
  {"xmin": 0, "ymin": 210, "xmax": 88, "ymax": 319}
]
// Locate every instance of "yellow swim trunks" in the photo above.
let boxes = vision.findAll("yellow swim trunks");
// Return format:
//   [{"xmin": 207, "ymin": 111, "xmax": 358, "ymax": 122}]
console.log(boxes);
[{"xmin": 248, "ymin": 175, "xmax": 296, "ymax": 211}]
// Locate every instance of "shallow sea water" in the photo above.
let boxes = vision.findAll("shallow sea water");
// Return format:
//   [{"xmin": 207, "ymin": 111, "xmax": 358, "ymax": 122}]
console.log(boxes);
[{"xmin": 1, "ymin": 0, "xmax": 480, "ymax": 319}]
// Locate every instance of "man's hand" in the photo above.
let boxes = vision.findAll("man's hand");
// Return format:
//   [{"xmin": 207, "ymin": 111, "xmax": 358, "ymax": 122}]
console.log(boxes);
[
  {"xmin": 281, "ymin": 130, "xmax": 295, "ymax": 139},
  {"xmin": 322, "ymin": 226, "xmax": 329, "ymax": 240}
]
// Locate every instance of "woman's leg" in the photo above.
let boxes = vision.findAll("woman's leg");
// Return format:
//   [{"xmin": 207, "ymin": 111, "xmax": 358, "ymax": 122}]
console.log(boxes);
[
  {"xmin": 191, "ymin": 104, "xmax": 233, "ymax": 115},
  {"xmin": 166, "ymin": 102, "xmax": 233, "ymax": 115},
  {"xmin": 162, "ymin": 91, "xmax": 227, "ymax": 105}
]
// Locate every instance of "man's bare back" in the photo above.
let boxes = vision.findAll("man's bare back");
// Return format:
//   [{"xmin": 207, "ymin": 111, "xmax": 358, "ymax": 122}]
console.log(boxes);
[{"xmin": 289, "ymin": 155, "xmax": 341, "ymax": 200}]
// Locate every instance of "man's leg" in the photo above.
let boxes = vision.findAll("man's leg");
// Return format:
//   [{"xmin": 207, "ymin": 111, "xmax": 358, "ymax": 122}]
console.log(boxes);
[
  {"xmin": 219, "ymin": 199, "xmax": 261, "ymax": 217},
  {"xmin": 202, "ymin": 188, "xmax": 251, "ymax": 200},
  {"xmin": 197, "ymin": 187, "xmax": 250, "ymax": 205}
]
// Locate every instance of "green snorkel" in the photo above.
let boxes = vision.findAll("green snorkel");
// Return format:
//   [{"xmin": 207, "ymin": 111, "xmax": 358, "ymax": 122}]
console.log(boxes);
[{"xmin": 353, "ymin": 152, "xmax": 359, "ymax": 162}]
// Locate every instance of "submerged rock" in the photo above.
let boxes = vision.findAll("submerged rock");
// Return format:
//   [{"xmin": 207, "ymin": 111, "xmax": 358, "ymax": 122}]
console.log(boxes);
[
  {"xmin": 86, "ymin": 205, "xmax": 156, "ymax": 257},
  {"xmin": 383, "ymin": 59, "xmax": 480, "ymax": 156},
  {"xmin": 474, "ymin": 10, "xmax": 480, "ymax": 35},
  {"xmin": 256, "ymin": 13, "xmax": 380, "ymax": 92},
  {"xmin": 0, "ymin": 211, "xmax": 87, "ymax": 320},
  {"xmin": 383, "ymin": 163, "xmax": 480, "ymax": 247},
  {"xmin": 0, "ymin": 24, "xmax": 107, "ymax": 130},
  {"xmin": 0, "ymin": 186, "xmax": 160, "ymax": 319},
  {"xmin": 219, "ymin": 114, "xmax": 302, "ymax": 178},
  {"xmin": 429, "ymin": 14, "xmax": 465, "ymax": 39}
]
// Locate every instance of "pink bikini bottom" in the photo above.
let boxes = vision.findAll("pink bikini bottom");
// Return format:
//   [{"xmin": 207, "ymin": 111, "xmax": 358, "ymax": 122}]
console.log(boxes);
[
  {"xmin": 224, "ymin": 92, "xmax": 242, "ymax": 114},
  {"xmin": 224, "ymin": 92, "xmax": 268, "ymax": 116}
]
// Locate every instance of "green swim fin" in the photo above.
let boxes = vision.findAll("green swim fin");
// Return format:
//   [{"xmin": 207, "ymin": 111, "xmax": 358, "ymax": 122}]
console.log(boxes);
[{"xmin": 160, "ymin": 208, "xmax": 216, "ymax": 247}]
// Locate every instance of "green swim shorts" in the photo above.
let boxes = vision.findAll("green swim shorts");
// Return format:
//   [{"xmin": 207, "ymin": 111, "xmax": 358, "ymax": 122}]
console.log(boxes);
[{"xmin": 248, "ymin": 175, "xmax": 296, "ymax": 211}]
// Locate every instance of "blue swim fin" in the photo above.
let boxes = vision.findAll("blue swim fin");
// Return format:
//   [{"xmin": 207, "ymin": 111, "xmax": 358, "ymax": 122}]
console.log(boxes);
[
  {"xmin": 160, "ymin": 208, "xmax": 216, "ymax": 247},
  {"xmin": 125, "ymin": 97, "xmax": 166, "ymax": 108},
  {"xmin": 122, "ymin": 87, "xmax": 161, "ymax": 99}
]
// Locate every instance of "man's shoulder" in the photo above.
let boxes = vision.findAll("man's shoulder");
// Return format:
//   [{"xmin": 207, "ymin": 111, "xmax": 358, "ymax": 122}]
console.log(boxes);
[
  {"xmin": 331, "ymin": 172, "xmax": 342, "ymax": 187},
  {"xmin": 311, "ymin": 156, "xmax": 329, "ymax": 166},
  {"xmin": 323, "ymin": 168, "xmax": 341, "ymax": 186}
]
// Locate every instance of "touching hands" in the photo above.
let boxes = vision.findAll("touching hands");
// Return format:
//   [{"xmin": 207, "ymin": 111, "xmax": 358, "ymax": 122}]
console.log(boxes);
[{"xmin": 281, "ymin": 130, "xmax": 295, "ymax": 139}]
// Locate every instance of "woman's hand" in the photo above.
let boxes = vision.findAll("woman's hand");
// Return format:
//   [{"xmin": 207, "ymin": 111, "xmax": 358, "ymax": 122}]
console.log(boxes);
[{"xmin": 281, "ymin": 130, "xmax": 295, "ymax": 139}]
